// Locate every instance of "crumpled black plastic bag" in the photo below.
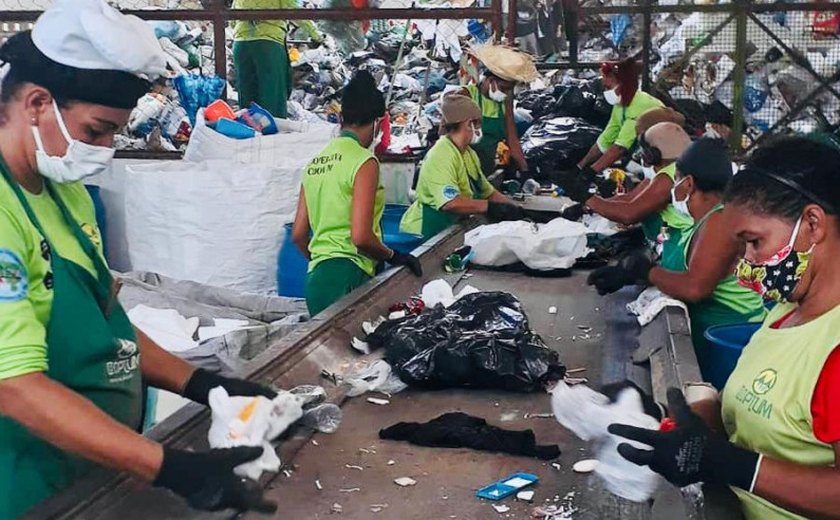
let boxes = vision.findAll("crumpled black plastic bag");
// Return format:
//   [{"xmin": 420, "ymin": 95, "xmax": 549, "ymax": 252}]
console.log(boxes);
[
  {"xmin": 521, "ymin": 117, "xmax": 602, "ymax": 178},
  {"xmin": 367, "ymin": 292, "xmax": 566, "ymax": 392}
]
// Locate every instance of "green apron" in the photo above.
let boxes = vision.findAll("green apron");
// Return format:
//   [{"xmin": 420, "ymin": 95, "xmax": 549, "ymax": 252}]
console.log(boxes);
[
  {"xmin": 419, "ymin": 170, "xmax": 487, "ymax": 238},
  {"xmin": 660, "ymin": 204, "xmax": 764, "ymax": 382},
  {"xmin": 0, "ymin": 161, "xmax": 141, "ymax": 519},
  {"xmin": 471, "ymin": 92, "xmax": 507, "ymax": 177}
]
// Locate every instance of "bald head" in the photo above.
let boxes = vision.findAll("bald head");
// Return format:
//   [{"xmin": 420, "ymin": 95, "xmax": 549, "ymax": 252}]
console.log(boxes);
[{"xmin": 644, "ymin": 122, "xmax": 691, "ymax": 162}]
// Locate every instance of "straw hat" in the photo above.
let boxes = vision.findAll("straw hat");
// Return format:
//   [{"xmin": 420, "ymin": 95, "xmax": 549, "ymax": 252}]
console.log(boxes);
[{"xmin": 470, "ymin": 44, "xmax": 539, "ymax": 83}]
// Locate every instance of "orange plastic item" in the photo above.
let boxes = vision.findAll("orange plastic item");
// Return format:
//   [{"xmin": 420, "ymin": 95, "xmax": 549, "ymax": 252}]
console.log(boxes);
[{"xmin": 204, "ymin": 99, "xmax": 236, "ymax": 123}]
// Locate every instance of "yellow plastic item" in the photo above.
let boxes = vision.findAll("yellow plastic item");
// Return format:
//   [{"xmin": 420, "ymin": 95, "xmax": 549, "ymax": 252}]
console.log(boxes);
[
  {"xmin": 288, "ymin": 47, "xmax": 301, "ymax": 63},
  {"xmin": 496, "ymin": 141, "xmax": 510, "ymax": 166},
  {"xmin": 237, "ymin": 398, "xmax": 260, "ymax": 423}
]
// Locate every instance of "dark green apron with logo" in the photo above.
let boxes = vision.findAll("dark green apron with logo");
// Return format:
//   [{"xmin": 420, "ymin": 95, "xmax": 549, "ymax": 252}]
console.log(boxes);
[
  {"xmin": 0, "ymin": 158, "xmax": 141, "ymax": 519},
  {"xmin": 420, "ymin": 154, "xmax": 488, "ymax": 239},
  {"xmin": 470, "ymin": 90, "xmax": 507, "ymax": 177}
]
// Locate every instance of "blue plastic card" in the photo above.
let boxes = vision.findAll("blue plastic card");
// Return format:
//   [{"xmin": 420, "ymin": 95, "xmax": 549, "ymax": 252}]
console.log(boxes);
[{"xmin": 475, "ymin": 472, "xmax": 539, "ymax": 501}]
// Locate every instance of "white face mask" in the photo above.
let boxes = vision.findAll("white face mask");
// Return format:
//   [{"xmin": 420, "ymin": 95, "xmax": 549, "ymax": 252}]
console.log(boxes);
[
  {"xmin": 32, "ymin": 101, "xmax": 115, "ymax": 184},
  {"xmin": 603, "ymin": 87, "xmax": 620, "ymax": 105},
  {"xmin": 488, "ymin": 84, "xmax": 507, "ymax": 103},
  {"xmin": 642, "ymin": 165, "xmax": 657, "ymax": 180},
  {"xmin": 470, "ymin": 124, "xmax": 483, "ymax": 145},
  {"xmin": 670, "ymin": 177, "xmax": 693, "ymax": 220}
]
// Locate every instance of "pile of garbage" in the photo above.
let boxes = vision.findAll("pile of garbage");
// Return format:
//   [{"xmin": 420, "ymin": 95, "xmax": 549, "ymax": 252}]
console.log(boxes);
[{"xmin": 117, "ymin": 11, "xmax": 494, "ymax": 153}]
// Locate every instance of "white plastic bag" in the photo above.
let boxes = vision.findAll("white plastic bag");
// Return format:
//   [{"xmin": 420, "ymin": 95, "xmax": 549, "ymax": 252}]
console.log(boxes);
[
  {"xmin": 550, "ymin": 382, "xmax": 660, "ymax": 502},
  {"xmin": 124, "ymin": 159, "xmax": 300, "ymax": 293},
  {"xmin": 626, "ymin": 287, "xmax": 689, "ymax": 327},
  {"xmin": 207, "ymin": 387, "xmax": 304, "ymax": 480},
  {"xmin": 184, "ymin": 109, "xmax": 336, "ymax": 165},
  {"xmin": 464, "ymin": 218, "xmax": 590, "ymax": 270}
]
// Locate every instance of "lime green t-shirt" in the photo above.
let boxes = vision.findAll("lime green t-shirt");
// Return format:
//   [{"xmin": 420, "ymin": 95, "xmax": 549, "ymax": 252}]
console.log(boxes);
[
  {"xmin": 302, "ymin": 134, "xmax": 384, "ymax": 277},
  {"xmin": 465, "ymin": 84, "xmax": 505, "ymax": 119},
  {"xmin": 596, "ymin": 90, "xmax": 664, "ymax": 151},
  {"xmin": 232, "ymin": 0, "xmax": 321, "ymax": 45},
  {"xmin": 400, "ymin": 136, "xmax": 495, "ymax": 236},
  {"xmin": 0, "ymin": 178, "xmax": 104, "ymax": 381},
  {"xmin": 655, "ymin": 162, "xmax": 694, "ymax": 231}
]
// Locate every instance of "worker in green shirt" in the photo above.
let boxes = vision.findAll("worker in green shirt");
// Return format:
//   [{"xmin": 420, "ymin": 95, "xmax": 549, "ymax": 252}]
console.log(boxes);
[
  {"xmin": 610, "ymin": 136, "xmax": 840, "ymax": 520},
  {"xmin": 232, "ymin": 0, "xmax": 323, "ymax": 117},
  {"xmin": 587, "ymin": 138, "xmax": 766, "ymax": 380},
  {"xmin": 400, "ymin": 95, "xmax": 524, "ymax": 239},
  {"xmin": 457, "ymin": 45, "xmax": 537, "ymax": 177},
  {"xmin": 569, "ymin": 122, "xmax": 693, "ymax": 258},
  {"xmin": 293, "ymin": 71, "xmax": 422, "ymax": 316},
  {"xmin": 576, "ymin": 58, "xmax": 664, "ymax": 178},
  {"xmin": 0, "ymin": 3, "xmax": 279, "ymax": 518}
]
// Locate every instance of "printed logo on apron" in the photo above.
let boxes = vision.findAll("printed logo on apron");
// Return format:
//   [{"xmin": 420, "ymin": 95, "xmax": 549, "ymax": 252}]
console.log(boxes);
[
  {"xmin": 80, "ymin": 223, "xmax": 101, "ymax": 248},
  {"xmin": 106, "ymin": 338, "xmax": 140, "ymax": 384},
  {"xmin": 733, "ymin": 368, "xmax": 777, "ymax": 420}
]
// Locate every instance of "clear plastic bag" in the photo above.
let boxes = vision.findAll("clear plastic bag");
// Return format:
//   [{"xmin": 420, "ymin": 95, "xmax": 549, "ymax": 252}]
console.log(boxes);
[{"xmin": 300, "ymin": 403, "xmax": 343, "ymax": 434}]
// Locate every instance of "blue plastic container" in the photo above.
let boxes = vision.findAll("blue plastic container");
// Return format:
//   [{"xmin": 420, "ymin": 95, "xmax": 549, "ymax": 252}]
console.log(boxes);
[
  {"xmin": 277, "ymin": 223, "xmax": 308, "ymax": 298},
  {"xmin": 276, "ymin": 206, "xmax": 425, "ymax": 297},
  {"xmin": 381, "ymin": 204, "xmax": 424, "ymax": 253},
  {"xmin": 704, "ymin": 322, "xmax": 762, "ymax": 390}
]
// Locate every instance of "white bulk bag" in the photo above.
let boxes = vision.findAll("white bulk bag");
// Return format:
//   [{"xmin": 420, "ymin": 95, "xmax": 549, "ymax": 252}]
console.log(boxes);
[
  {"xmin": 464, "ymin": 218, "xmax": 590, "ymax": 270},
  {"xmin": 184, "ymin": 108, "xmax": 336, "ymax": 164},
  {"xmin": 125, "ymin": 159, "xmax": 299, "ymax": 293}
]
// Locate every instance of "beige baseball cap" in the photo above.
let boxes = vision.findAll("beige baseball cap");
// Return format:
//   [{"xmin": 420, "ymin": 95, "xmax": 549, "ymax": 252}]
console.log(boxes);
[{"xmin": 441, "ymin": 94, "xmax": 482, "ymax": 125}]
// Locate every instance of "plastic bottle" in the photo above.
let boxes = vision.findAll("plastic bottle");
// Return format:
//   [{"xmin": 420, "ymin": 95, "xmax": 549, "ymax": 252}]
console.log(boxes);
[{"xmin": 522, "ymin": 178, "xmax": 541, "ymax": 195}]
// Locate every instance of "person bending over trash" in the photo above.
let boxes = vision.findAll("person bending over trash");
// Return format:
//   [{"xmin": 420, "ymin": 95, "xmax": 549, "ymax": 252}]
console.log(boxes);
[
  {"xmin": 576, "ymin": 58, "xmax": 664, "ymax": 180},
  {"xmin": 609, "ymin": 136, "xmax": 840, "ymax": 520},
  {"xmin": 400, "ymin": 94, "xmax": 524, "ymax": 239},
  {"xmin": 566, "ymin": 122, "xmax": 693, "ymax": 260},
  {"xmin": 293, "ymin": 71, "xmax": 422, "ymax": 317},
  {"xmin": 588, "ymin": 138, "xmax": 766, "ymax": 380}
]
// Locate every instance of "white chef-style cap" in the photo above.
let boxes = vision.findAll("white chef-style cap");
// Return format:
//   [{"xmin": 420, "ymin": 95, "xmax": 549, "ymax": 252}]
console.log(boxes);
[{"xmin": 0, "ymin": 0, "xmax": 167, "ymax": 109}]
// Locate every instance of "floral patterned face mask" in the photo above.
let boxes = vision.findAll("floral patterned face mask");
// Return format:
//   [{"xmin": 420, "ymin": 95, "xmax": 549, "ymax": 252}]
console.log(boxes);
[{"xmin": 735, "ymin": 216, "xmax": 815, "ymax": 304}]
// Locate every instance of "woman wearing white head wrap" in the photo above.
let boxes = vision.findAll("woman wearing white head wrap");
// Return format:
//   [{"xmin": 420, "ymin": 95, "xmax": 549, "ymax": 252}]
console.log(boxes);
[{"xmin": 0, "ymin": 1, "xmax": 276, "ymax": 516}]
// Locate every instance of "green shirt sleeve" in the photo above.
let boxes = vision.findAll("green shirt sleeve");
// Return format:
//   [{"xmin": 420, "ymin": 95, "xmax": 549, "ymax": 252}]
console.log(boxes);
[
  {"xmin": 418, "ymin": 142, "xmax": 467, "ymax": 210},
  {"xmin": 0, "ymin": 208, "xmax": 47, "ymax": 381},
  {"xmin": 596, "ymin": 105, "xmax": 622, "ymax": 151},
  {"xmin": 614, "ymin": 116, "xmax": 638, "ymax": 150}
]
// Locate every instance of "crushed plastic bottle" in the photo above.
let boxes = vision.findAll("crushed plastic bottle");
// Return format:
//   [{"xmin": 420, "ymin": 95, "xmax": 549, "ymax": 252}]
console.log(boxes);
[
  {"xmin": 522, "ymin": 178, "xmax": 541, "ymax": 195},
  {"xmin": 300, "ymin": 403, "xmax": 343, "ymax": 434}
]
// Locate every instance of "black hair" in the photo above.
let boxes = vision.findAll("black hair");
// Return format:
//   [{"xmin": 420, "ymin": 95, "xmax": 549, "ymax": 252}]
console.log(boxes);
[
  {"xmin": 442, "ymin": 122, "xmax": 462, "ymax": 134},
  {"xmin": 676, "ymin": 137, "xmax": 732, "ymax": 193},
  {"xmin": 0, "ymin": 31, "xmax": 151, "ymax": 109},
  {"xmin": 341, "ymin": 70, "xmax": 385, "ymax": 126},
  {"xmin": 724, "ymin": 135, "xmax": 840, "ymax": 220}
]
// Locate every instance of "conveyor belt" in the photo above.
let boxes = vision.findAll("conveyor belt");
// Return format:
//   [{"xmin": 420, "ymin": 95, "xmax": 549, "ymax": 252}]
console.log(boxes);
[{"xmin": 28, "ymin": 225, "xmax": 695, "ymax": 520}]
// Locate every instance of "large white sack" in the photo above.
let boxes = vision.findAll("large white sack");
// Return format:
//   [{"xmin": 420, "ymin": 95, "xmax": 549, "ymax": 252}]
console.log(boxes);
[
  {"xmin": 125, "ymin": 160, "xmax": 299, "ymax": 293},
  {"xmin": 184, "ymin": 108, "xmax": 337, "ymax": 164},
  {"xmin": 464, "ymin": 218, "xmax": 590, "ymax": 270}
]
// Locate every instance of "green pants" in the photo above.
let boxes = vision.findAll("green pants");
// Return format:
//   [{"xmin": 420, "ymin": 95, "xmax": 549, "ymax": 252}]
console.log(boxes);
[
  {"xmin": 233, "ymin": 39, "xmax": 291, "ymax": 118},
  {"xmin": 306, "ymin": 258, "xmax": 371, "ymax": 316}
]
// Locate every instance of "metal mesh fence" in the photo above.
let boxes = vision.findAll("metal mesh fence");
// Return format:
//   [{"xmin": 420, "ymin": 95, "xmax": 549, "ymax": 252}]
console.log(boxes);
[{"xmin": 520, "ymin": 0, "xmax": 840, "ymax": 152}]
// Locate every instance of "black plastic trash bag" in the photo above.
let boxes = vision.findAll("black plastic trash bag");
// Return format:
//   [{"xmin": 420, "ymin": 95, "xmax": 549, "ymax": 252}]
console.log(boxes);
[
  {"xmin": 521, "ymin": 116, "xmax": 602, "ymax": 175},
  {"xmin": 367, "ymin": 292, "xmax": 566, "ymax": 392}
]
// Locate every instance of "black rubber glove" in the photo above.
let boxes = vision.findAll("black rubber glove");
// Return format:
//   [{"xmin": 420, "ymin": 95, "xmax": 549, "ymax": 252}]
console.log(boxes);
[
  {"xmin": 619, "ymin": 248, "xmax": 655, "ymax": 281},
  {"xmin": 561, "ymin": 203, "xmax": 585, "ymax": 221},
  {"xmin": 390, "ymin": 250, "xmax": 423, "ymax": 277},
  {"xmin": 487, "ymin": 201, "xmax": 526, "ymax": 222},
  {"xmin": 155, "ymin": 446, "xmax": 277, "ymax": 513},
  {"xmin": 601, "ymin": 380, "xmax": 665, "ymax": 421},
  {"xmin": 562, "ymin": 176, "xmax": 594, "ymax": 204},
  {"xmin": 183, "ymin": 368, "xmax": 277, "ymax": 407},
  {"xmin": 577, "ymin": 164, "xmax": 599, "ymax": 181},
  {"xmin": 609, "ymin": 388, "xmax": 760, "ymax": 490},
  {"xmin": 595, "ymin": 176, "xmax": 618, "ymax": 198},
  {"xmin": 587, "ymin": 265, "xmax": 631, "ymax": 295}
]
